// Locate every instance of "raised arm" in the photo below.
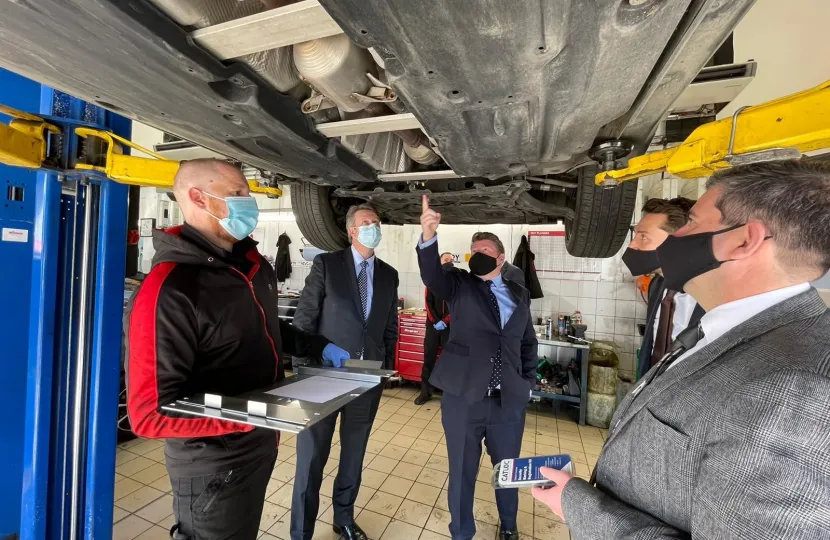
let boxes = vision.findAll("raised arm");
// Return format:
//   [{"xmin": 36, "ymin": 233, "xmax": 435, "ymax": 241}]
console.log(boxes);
[{"xmin": 416, "ymin": 195, "xmax": 459, "ymax": 300}]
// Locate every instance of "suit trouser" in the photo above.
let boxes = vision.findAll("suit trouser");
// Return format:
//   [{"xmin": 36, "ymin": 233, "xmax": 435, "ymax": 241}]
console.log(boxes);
[
  {"xmin": 442, "ymin": 392, "xmax": 525, "ymax": 540},
  {"xmin": 420, "ymin": 325, "xmax": 448, "ymax": 392},
  {"xmin": 290, "ymin": 385, "xmax": 382, "ymax": 540},
  {"xmin": 169, "ymin": 450, "xmax": 277, "ymax": 540}
]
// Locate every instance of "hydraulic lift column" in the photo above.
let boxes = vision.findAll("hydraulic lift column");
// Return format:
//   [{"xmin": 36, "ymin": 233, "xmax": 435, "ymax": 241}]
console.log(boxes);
[{"xmin": 0, "ymin": 67, "xmax": 130, "ymax": 540}]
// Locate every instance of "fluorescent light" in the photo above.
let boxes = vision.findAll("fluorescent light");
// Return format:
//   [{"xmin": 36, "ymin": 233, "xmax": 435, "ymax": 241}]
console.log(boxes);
[{"xmin": 258, "ymin": 210, "xmax": 296, "ymax": 222}]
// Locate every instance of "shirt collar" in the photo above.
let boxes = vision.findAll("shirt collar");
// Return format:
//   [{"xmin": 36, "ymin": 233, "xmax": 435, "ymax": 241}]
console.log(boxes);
[
  {"xmin": 351, "ymin": 244, "xmax": 375, "ymax": 268},
  {"xmin": 699, "ymin": 283, "xmax": 811, "ymax": 345},
  {"xmin": 488, "ymin": 274, "xmax": 505, "ymax": 287}
]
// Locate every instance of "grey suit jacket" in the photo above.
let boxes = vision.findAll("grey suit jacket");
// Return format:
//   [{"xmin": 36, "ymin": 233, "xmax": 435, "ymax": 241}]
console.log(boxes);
[{"xmin": 562, "ymin": 288, "xmax": 830, "ymax": 539}]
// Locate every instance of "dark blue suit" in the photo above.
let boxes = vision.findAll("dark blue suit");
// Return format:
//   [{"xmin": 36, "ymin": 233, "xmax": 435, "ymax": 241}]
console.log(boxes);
[{"xmin": 417, "ymin": 239, "xmax": 537, "ymax": 539}]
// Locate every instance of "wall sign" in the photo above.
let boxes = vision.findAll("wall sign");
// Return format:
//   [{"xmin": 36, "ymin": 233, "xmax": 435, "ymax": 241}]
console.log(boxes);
[{"xmin": 139, "ymin": 218, "xmax": 156, "ymax": 237}]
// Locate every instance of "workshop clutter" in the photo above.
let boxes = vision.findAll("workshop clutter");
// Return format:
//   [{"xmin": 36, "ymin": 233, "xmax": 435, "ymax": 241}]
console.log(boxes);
[
  {"xmin": 536, "ymin": 357, "xmax": 579, "ymax": 395},
  {"xmin": 586, "ymin": 341, "xmax": 621, "ymax": 428}
]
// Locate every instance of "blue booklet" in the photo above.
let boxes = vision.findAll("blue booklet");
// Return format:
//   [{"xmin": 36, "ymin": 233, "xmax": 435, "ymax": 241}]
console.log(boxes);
[{"xmin": 492, "ymin": 454, "xmax": 573, "ymax": 489}]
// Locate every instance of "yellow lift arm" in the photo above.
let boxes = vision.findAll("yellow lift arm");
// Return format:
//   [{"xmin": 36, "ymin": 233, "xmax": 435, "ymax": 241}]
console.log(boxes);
[
  {"xmin": 596, "ymin": 79, "xmax": 830, "ymax": 186},
  {"xmin": 0, "ymin": 106, "xmax": 281, "ymax": 197}
]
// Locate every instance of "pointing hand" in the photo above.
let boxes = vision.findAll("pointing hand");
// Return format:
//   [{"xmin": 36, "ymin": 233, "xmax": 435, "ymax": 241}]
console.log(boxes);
[{"xmin": 420, "ymin": 194, "xmax": 441, "ymax": 242}]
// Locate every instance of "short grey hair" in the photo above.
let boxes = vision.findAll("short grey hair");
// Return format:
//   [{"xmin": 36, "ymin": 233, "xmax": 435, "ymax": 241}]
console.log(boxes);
[
  {"xmin": 706, "ymin": 159, "xmax": 830, "ymax": 272},
  {"xmin": 471, "ymin": 231, "xmax": 505, "ymax": 255},
  {"xmin": 345, "ymin": 203, "xmax": 380, "ymax": 238}
]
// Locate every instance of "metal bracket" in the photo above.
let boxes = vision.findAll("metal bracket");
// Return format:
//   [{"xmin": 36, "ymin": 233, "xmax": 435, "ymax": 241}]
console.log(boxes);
[
  {"xmin": 722, "ymin": 106, "xmax": 801, "ymax": 166},
  {"xmin": 0, "ymin": 106, "xmax": 282, "ymax": 196},
  {"xmin": 301, "ymin": 89, "xmax": 337, "ymax": 114}
]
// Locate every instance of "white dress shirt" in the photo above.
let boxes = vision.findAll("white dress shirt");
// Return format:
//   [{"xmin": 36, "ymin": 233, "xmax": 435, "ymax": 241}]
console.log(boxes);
[
  {"xmin": 653, "ymin": 291, "xmax": 698, "ymax": 343},
  {"xmin": 668, "ymin": 282, "xmax": 811, "ymax": 370}
]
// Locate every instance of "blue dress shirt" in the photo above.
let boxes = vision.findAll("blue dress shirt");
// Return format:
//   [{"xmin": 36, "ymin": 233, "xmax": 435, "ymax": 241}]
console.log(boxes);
[
  {"xmin": 487, "ymin": 274, "xmax": 516, "ymax": 329},
  {"xmin": 351, "ymin": 245, "xmax": 375, "ymax": 319}
]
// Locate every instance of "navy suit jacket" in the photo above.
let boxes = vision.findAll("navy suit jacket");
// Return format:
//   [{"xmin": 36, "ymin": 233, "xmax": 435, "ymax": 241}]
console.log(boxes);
[{"xmin": 416, "ymin": 239, "xmax": 538, "ymax": 410}]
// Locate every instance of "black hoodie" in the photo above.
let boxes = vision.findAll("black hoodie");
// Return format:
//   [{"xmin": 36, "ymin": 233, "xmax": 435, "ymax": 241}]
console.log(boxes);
[{"xmin": 124, "ymin": 224, "xmax": 329, "ymax": 477}]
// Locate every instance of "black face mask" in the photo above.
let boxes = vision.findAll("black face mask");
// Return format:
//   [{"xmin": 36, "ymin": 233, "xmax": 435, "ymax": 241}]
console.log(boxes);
[
  {"xmin": 442, "ymin": 262, "xmax": 455, "ymax": 270},
  {"xmin": 621, "ymin": 247, "xmax": 660, "ymax": 276},
  {"xmin": 468, "ymin": 252, "xmax": 499, "ymax": 276},
  {"xmin": 656, "ymin": 223, "xmax": 745, "ymax": 292}
]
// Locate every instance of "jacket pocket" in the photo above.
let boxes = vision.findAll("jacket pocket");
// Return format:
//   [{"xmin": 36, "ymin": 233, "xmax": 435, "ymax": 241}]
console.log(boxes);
[
  {"xmin": 441, "ymin": 341, "xmax": 470, "ymax": 356},
  {"xmin": 638, "ymin": 408, "xmax": 691, "ymax": 522}
]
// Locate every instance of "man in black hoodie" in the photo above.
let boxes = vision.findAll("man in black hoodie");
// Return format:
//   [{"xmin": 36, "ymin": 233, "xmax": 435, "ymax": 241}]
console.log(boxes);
[{"xmin": 125, "ymin": 159, "xmax": 346, "ymax": 540}]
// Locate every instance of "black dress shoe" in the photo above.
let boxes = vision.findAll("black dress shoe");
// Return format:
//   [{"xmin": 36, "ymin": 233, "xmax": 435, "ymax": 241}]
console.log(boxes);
[
  {"xmin": 333, "ymin": 523, "xmax": 368, "ymax": 540},
  {"xmin": 414, "ymin": 392, "xmax": 432, "ymax": 405},
  {"xmin": 499, "ymin": 526, "xmax": 520, "ymax": 540}
]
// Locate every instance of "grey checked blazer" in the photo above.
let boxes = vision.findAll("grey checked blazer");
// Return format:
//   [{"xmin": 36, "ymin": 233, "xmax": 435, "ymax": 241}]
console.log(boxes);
[{"xmin": 562, "ymin": 288, "xmax": 830, "ymax": 539}]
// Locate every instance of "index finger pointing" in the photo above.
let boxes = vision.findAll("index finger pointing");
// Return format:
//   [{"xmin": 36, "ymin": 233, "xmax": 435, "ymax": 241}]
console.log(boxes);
[{"xmin": 422, "ymin": 194, "xmax": 429, "ymax": 213}]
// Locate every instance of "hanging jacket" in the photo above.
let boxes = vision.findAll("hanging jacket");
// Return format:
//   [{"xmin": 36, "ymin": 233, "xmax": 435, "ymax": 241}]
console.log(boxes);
[
  {"xmin": 276, "ymin": 232, "xmax": 292, "ymax": 282},
  {"xmin": 512, "ymin": 235, "xmax": 544, "ymax": 299},
  {"xmin": 124, "ymin": 224, "xmax": 329, "ymax": 477}
]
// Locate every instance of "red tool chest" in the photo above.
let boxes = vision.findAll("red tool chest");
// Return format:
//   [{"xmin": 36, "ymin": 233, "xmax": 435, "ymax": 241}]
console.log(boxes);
[{"xmin": 396, "ymin": 311, "xmax": 427, "ymax": 382}]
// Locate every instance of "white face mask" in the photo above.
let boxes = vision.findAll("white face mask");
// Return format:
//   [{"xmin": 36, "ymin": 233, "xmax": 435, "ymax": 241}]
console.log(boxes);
[{"xmin": 356, "ymin": 224, "xmax": 382, "ymax": 249}]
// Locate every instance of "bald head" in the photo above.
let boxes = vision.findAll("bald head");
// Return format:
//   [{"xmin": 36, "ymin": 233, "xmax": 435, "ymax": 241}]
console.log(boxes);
[{"xmin": 173, "ymin": 159, "xmax": 246, "ymax": 203}]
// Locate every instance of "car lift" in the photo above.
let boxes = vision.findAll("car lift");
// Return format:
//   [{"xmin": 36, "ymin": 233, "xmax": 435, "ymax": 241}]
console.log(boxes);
[
  {"xmin": 0, "ymin": 66, "xmax": 828, "ymax": 540},
  {"xmin": 595, "ymin": 79, "xmax": 830, "ymax": 186},
  {"xmin": 0, "ymin": 105, "xmax": 282, "ymax": 197}
]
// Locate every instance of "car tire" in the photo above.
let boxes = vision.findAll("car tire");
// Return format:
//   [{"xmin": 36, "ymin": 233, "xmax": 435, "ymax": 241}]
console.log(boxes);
[
  {"xmin": 565, "ymin": 164, "xmax": 638, "ymax": 258},
  {"xmin": 291, "ymin": 182, "xmax": 350, "ymax": 251}
]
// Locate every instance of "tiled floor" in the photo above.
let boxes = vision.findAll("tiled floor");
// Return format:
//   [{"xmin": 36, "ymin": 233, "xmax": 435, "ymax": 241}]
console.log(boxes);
[{"xmin": 113, "ymin": 385, "xmax": 606, "ymax": 540}]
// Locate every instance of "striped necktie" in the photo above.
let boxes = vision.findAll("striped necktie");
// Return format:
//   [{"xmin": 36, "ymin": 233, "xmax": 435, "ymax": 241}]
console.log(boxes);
[{"xmin": 357, "ymin": 260, "xmax": 368, "ymax": 358}]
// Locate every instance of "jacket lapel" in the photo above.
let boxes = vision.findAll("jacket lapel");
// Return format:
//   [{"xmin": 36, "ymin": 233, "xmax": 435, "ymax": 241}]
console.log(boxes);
[
  {"xmin": 607, "ymin": 288, "xmax": 826, "ymax": 446},
  {"xmin": 479, "ymin": 279, "xmax": 502, "ymax": 329},
  {"xmin": 341, "ymin": 249, "xmax": 365, "ymax": 322},
  {"xmin": 367, "ymin": 258, "xmax": 389, "ymax": 329}
]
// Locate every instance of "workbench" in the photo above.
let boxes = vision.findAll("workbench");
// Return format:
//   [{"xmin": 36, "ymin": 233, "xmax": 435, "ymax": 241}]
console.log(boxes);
[{"xmin": 532, "ymin": 338, "xmax": 590, "ymax": 425}]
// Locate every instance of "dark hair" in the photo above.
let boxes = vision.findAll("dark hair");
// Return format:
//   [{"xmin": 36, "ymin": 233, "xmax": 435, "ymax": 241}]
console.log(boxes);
[
  {"xmin": 641, "ymin": 197, "xmax": 695, "ymax": 233},
  {"xmin": 706, "ymin": 159, "xmax": 830, "ymax": 272},
  {"xmin": 471, "ymin": 232, "xmax": 505, "ymax": 254},
  {"xmin": 440, "ymin": 252, "xmax": 453, "ymax": 258}
]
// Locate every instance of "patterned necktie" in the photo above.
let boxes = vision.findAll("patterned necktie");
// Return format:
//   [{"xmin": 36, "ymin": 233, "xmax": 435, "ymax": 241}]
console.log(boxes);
[
  {"xmin": 484, "ymin": 280, "xmax": 503, "ymax": 389},
  {"xmin": 358, "ymin": 260, "xmax": 369, "ymax": 321},
  {"xmin": 357, "ymin": 260, "xmax": 369, "ymax": 359}
]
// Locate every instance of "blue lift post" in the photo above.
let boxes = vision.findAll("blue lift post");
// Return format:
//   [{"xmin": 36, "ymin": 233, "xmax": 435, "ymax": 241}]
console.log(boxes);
[{"xmin": 1, "ymin": 67, "xmax": 130, "ymax": 540}]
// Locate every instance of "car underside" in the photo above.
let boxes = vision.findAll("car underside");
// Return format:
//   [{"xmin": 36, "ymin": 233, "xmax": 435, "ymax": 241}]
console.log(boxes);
[{"xmin": 0, "ymin": 0, "xmax": 755, "ymax": 255}]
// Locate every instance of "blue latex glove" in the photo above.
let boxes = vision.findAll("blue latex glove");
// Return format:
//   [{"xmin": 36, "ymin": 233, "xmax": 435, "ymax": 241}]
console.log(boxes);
[
  {"xmin": 322, "ymin": 343, "xmax": 350, "ymax": 368},
  {"xmin": 434, "ymin": 321, "xmax": 447, "ymax": 331}
]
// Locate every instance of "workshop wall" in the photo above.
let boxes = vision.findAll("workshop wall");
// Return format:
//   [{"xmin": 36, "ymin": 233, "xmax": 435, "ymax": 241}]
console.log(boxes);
[{"xmin": 720, "ymin": 0, "xmax": 830, "ymax": 119}]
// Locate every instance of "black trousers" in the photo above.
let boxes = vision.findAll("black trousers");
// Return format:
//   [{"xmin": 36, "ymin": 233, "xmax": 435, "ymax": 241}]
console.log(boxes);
[
  {"xmin": 442, "ymin": 392, "xmax": 525, "ymax": 540},
  {"xmin": 169, "ymin": 450, "xmax": 277, "ymax": 540},
  {"xmin": 420, "ymin": 324, "xmax": 449, "ymax": 392},
  {"xmin": 290, "ymin": 386, "xmax": 382, "ymax": 540}
]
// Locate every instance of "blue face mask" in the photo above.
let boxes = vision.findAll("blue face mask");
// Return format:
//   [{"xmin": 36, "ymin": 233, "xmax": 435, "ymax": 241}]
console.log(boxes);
[
  {"xmin": 356, "ymin": 224, "xmax": 382, "ymax": 249},
  {"xmin": 202, "ymin": 191, "xmax": 259, "ymax": 241}
]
